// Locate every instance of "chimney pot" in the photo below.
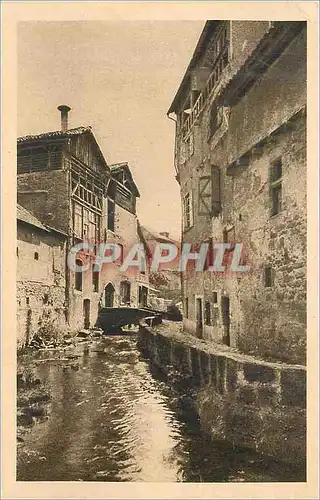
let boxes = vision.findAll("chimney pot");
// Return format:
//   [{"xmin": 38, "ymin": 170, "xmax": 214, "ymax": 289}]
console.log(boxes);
[{"xmin": 57, "ymin": 105, "xmax": 71, "ymax": 132}]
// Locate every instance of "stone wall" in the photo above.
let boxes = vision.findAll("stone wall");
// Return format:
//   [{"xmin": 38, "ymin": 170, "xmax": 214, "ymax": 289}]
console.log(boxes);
[
  {"xmin": 17, "ymin": 223, "xmax": 68, "ymax": 348},
  {"xmin": 17, "ymin": 169, "xmax": 70, "ymax": 234},
  {"xmin": 176, "ymin": 24, "xmax": 307, "ymax": 365},
  {"xmin": 138, "ymin": 324, "xmax": 306, "ymax": 469}
]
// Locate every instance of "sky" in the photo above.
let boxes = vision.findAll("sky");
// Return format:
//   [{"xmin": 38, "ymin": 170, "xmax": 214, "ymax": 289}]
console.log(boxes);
[{"xmin": 18, "ymin": 21, "xmax": 204, "ymax": 240}]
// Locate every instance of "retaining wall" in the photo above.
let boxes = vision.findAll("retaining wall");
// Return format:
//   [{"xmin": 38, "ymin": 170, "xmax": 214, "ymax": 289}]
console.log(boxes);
[{"xmin": 138, "ymin": 323, "xmax": 306, "ymax": 469}]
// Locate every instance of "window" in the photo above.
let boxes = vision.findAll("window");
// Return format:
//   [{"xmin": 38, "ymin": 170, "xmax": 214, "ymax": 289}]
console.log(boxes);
[
  {"xmin": 26, "ymin": 297, "xmax": 30, "ymax": 305},
  {"xmin": 264, "ymin": 266, "xmax": 273, "ymax": 288},
  {"xmin": 74, "ymin": 203, "xmax": 82, "ymax": 238},
  {"xmin": 205, "ymin": 301, "xmax": 211, "ymax": 325},
  {"xmin": 34, "ymin": 252, "xmax": 39, "ymax": 260},
  {"xmin": 213, "ymin": 292, "xmax": 218, "ymax": 304},
  {"xmin": 185, "ymin": 297, "xmax": 189, "ymax": 318},
  {"xmin": 75, "ymin": 259, "xmax": 83, "ymax": 291},
  {"xmin": 16, "ymin": 247, "xmax": 19, "ymax": 257},
  {"xmin": 120, "ymin": 281, "xmax": 131, "ymax": 305},
  {"xmin": 183, "ymin": 191, "xmax": 193, "ymax": 230},
  {"xmin": 107, "ymin": 198, "xmax": 115, "ymax": 232},
  {"xmin": 207, "ymin": 23, "xmax": 229, "ymax": 69},
  {"xmin": 270, "ymin": 158, "xmax": 283, "ymax": 216},
  {"xmin": 92, "ymin": 264, "xmax": 99, "ymax": 292}
]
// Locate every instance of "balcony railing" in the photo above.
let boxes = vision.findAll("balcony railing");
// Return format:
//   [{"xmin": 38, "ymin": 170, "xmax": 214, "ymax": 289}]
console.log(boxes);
[{"xmin": 181, "ymin": 41, "xmax": 230, "ymax": 138}]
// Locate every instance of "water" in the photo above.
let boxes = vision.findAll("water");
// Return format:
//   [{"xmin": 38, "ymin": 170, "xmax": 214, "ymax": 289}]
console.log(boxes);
[{"xmin": 17, "ymin": 336, "xmax": 303, "ymax": 482}]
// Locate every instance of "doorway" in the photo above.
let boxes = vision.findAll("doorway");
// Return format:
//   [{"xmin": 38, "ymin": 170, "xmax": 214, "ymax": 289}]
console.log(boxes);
[
  {"xmin": 83, "ymin": 299, "xmax": 90, "ymax": 329},
  {"xmin": 138, "ymin": 286, "xmax": 148, "ymax": 308},
  {"xmin": 105, "ymin": 283, "xmax": 115, "ymax": 307},
  {"xmin": 195, "ymin": 297, "xmax": 203, "ymax": 338},
  {"xmin": 221, "ymin": 296, "xmax": 231, "ymax": 346}
]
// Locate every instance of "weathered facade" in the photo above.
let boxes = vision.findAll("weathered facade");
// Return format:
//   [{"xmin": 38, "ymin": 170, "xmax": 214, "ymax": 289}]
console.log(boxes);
[
  {"xmin": 17, "ymin": 107, "xmax": 150, "ymax": 343},
  {"xmin": 17, "ymin": 204, "xmax": 68, "ymax": 348},
  {"xmin": 168, "ymin": 21, "xmax": 306, "ymax": 364}
]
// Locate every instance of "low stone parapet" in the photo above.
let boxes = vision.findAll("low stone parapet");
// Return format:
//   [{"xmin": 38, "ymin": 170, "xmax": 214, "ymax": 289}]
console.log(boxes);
[{"xmin": 138, "ymin": 322, "xmax": 306, "ymax": 469}]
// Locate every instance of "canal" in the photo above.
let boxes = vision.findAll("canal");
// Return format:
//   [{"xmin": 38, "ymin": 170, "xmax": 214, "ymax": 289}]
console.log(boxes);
[{"xmin": 17, "ymin": 335, "xmax": 302, "ymax": 482}]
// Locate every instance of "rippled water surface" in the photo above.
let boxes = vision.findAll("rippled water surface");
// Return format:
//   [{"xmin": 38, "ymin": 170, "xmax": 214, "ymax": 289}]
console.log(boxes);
[{"xmin": 17, "ymin": 336, "xmax": 303, "ymax": 482}]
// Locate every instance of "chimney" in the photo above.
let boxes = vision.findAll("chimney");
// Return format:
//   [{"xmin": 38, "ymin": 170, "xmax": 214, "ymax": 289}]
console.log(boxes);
[
  {"xmin": 160, "ymin": 231, "xmax": 169, "ymax": 238},
  {"xmin": 57, "ymin": 105, "xmax": 71, "ymax": 133}
]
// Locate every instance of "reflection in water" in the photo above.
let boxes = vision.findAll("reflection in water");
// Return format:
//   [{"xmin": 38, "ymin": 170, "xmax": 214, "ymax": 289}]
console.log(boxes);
[{"xmin": 17, "ymin": 336, "xmax": 302, "ymax": 482}]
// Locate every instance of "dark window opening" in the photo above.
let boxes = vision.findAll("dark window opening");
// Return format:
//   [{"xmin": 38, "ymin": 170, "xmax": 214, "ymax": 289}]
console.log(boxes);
[
  {"xmin": 205, "ymin": 301, "xmax": 211, "ymax": 325},
  {"xmin": 17, "ymin": 247, "xmax": 19, "ymax": 257},
  {"xmin": 270, "ymin": 158, "xmax": 282, "ymax": 182},
  {"xmin": 43, "ymin": 293, "xmax": 49, "ymax": 305},
  {"xmin": 138, "ymin": 286, "xmax": 148, "ymax": 308},
  {"xmin": 185, "ymin": 297, "xmax": 189, "ymax": 318},
  {"xmin": 213, "ymin": 291, "xmax": 218, "ymax": 304},
  {"xmin": 34, "ymin": 252, "xmax": 39, "ymax": 260},
  {"xmin": 270, "ymin": 158, "xmax": 283, "ymax": 216},
  {"xmin": 75, "ymin": 259, "xmax": 83, "ymax": 291},
  {"xmin": 120, "ymin": 281, "xmax": 131, "ymax": 305},
  {"xmin": 271, "ymin": 184, "xmax": 282, "ymax": 216},
  {"xmin": 105, "ymin": 283, "xmax": 115, "ymax": 307},
  {"xmin": 107, "ymin": 198, "xmax": 115, "ymax": 232},
  {"xmin": 264, "ymin": 266, "xmax": 273, "ymax": 288},
  {"xmin": 26, "ymin": 297, "xmax": 30, "ymax": 305},
  {"xmin": 92, "ymin": 265, "xmax": 99, "ymax": 292}
]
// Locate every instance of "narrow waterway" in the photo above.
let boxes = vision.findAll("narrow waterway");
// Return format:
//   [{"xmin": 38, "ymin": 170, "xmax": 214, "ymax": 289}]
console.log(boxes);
[{"xmin": 17, "ymin": 335, "xmax": 302, "ymax": 482}]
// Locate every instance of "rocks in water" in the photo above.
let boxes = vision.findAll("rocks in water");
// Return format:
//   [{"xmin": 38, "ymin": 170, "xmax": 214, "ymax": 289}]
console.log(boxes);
[{"xmin": 77, "ymin": 330, "xmax": 92, "ymax": 339}]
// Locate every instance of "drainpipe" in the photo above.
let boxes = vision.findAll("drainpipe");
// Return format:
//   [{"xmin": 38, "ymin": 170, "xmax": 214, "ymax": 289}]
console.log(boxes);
[{"xmin": 167, "ymin": 112, "xmax": 179, "ymax": 179}]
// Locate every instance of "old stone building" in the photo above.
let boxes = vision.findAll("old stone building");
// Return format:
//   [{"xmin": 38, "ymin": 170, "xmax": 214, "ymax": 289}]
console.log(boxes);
[
  {"xmin": 17, "ymin": 204, "xmax": 68, "ymax": 348},
  {"xmin": 168, "ymin": 21, "xmax": 306, "ymax": 364},
  {"xmin": 17, "ymin": 106, "xmax": 150, "ymax": 342}
]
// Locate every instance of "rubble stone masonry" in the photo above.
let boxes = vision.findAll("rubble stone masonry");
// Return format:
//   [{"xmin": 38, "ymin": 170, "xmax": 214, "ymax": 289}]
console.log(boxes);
[
  {"xmin": 138, "ymin": 324, "xmax": 306, "ymax": 469},
  {"xmin": 176, "ymin": 23, "xmax": 306, "ymax": 365}
]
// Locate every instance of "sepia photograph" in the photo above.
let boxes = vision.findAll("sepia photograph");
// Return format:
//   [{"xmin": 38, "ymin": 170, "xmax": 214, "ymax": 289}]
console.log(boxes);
[{"xmin": 1, "ymin": 2, "xmax": 319, "ymax": 498}]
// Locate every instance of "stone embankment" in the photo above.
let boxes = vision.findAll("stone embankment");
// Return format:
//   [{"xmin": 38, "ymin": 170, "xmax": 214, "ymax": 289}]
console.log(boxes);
[{"xmin": 138, "ymin": 322, "xmax": 306, "ymax": 469}]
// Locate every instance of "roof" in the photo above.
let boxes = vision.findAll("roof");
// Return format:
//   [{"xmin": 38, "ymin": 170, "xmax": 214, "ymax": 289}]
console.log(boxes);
[
  {"xmin": 167, "ymin": 21, "xmax": 219, "ymax": 115},
  {"xmin": 17, "ymin": 204, "xmax": 50, "ymax": 232},
  {"xmin": 139, "ymin": 226, "xmax": 178, "ymax": 244},
  {"xmin": 17, "ymin": 126, "xmax": 92, "ymax": 143},
  {"xmin": 18, "ymin": 126, "xmax": 109, "ymax": 172},
  {"xmin": 110, "ymin": 162, "xmax": 140, "ymax": 197}
]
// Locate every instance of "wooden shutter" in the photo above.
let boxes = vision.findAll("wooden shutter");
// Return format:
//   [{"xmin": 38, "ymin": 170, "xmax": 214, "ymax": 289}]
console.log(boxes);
[
  {"xmin": 211, "ymin": 165, "xmax": 221, "ymax": 216},
  {"xmin": 198, "ymin": 175, "xmax": 212, "ymax": 215}
]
